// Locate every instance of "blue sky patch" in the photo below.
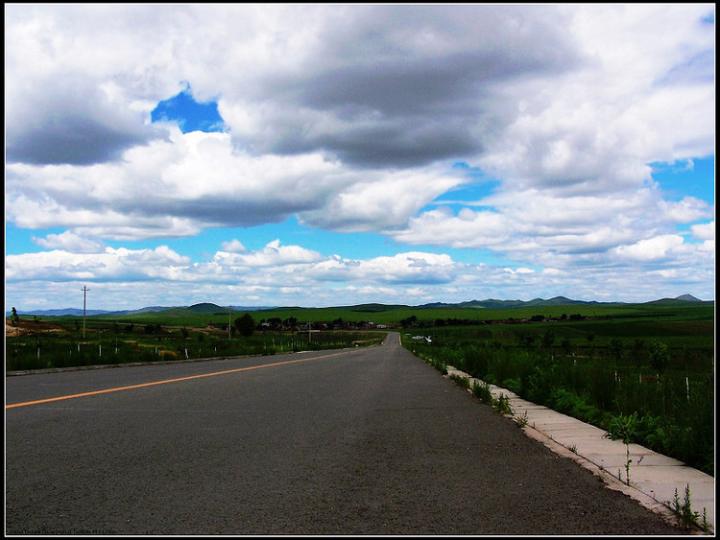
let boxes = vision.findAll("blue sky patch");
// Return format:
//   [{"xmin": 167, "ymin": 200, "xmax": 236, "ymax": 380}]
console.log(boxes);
[
  {"xmin": 650, "ymin": 156, "xmax": 715, "ymax": 203},
  {"xmin": 151, "ymin": 83, "xmax": 225, "ymax": 133}
]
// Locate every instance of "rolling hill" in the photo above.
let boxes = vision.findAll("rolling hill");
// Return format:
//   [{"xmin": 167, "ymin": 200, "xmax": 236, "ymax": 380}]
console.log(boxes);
[{"xmin": 8, "ymin": 294, "xmax": 709, "ymax": 318}]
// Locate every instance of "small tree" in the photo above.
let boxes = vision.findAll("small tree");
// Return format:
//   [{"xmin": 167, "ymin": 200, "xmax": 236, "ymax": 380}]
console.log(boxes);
[
  {"xmin": 649, "ymin": 340, "xmax": 670, "ymax": 373},
  {"xmin": 10, "ymin": 307, "xmax": 19, "ymax": 326},
  {"xmin": 234, "ymin": 314, "xmax": 255, "ymax": 337}
]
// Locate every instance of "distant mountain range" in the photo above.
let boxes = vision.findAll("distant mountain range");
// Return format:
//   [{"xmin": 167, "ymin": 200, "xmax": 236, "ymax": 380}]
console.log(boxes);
[
  {"xmin": 419, "ymin": 295, "xmax": 597, "ymax": 309},
  {"xmin": 8, "ymin": 303, "xmax": 277, "ymax": 317},
  {"xmin": 7, "ymin": 295, "xmax": 707, "ymax": 317}
]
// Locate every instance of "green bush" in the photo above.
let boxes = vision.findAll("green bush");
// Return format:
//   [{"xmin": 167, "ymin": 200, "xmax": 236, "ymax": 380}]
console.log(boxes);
[{"xmin": 472, "ymin": 380, "xmax": 494, "ymax": 404}]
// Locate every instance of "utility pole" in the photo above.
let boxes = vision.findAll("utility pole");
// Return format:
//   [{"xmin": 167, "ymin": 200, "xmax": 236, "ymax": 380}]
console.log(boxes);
[{"xmin": 81, "ymin": 285, "xmax": 89, "ymax": 339}]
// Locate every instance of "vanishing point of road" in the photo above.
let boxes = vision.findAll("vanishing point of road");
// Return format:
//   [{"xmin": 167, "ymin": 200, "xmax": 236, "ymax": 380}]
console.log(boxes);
[{"xmin": 6, "ymin": 333, "xmax": 683, "ymax": 534}]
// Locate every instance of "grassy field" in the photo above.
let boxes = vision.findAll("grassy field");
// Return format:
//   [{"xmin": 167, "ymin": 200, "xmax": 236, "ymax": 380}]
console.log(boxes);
[
  {"xmin": 401, "ymin": 303, "xmax": 714, "ymax": 475},
  {"xmin": 67, "ymin": 301, "xmax": 715, "ymax": 327},
  {"xmin": 5, "ymin": 321, "xmax": 385, "ymax": 372}
]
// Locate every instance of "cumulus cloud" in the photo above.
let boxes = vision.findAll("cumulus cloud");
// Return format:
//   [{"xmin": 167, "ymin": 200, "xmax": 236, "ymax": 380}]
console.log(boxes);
[
  {"xmin": 299, "ymin": 168, "xmax": 464, "ymax": 232},
  {"xmin": 32, "ymin": 231, "xmax": 104, "ymax": 253},
  {"xmin": 691, "ymin": 221, "xmax": 715, "ymax": 241},
  {"xmin": 391, "ymin": 185, "xmax": 710, "ymax": 262},
  {"xmin": 476, "ymin": 4, "xmax": 715, "ymax": 194},
  {"xmin": 220, "ymin": 239, "xmax": 246, "ymax": 253},
  {"xmin": 217, "ymin": 5, "xmax": 579, "ymax": 167},
  {"xmin": 0, "ymin": 5, "xmax": 574, "ymax": 239},
  {"xmin": 6, "ymin": 76, "xmax": 159, "ymax": 165},
  {"xmin": 310, "ymin": 252, "xmax": 458, "ymax": 285},
  {"xmin": 5, "ymin": 4, "xmax": 577, "ymax": 169},
  {"xmin": 6, "ymin": 241, "xmax": 459, "ymax": 288},
  {"xmin": 214, "ymin": 240, "xmax": 322, "ymax": 268},
  {"xmin": 661, "ymin": 197, "xmax": 713, "ymax": 223},
  {"xmin": 610, "ymin": 235, "xmax": 685, "ymax": 262},
  {"xmin": 6, "ymin": 128, "xmax": 466, "ymax": 238},
  {"xmin": 391, "ymin": 207, "xmax": 510, "ymax": 249},
  {"xmin": 6, "ymin": 246, "xmax": 190, "ymax": 282},
  {"xmin": 6, "ymin": 238, "xmax": 713, "ymax": 309}
]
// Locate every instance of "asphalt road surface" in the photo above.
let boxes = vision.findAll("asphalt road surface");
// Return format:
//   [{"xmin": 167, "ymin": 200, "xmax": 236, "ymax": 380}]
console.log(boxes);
[{"xmin": 6, "ymin": 333, "xmax": 683, "ymax": 534}]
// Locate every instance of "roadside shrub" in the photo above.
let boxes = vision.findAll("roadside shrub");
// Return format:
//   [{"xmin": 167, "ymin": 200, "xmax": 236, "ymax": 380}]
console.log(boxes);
[
  {"xmin": 449, "ymin": 374, "xmax": 470, "ymax": 389},
  {"xmin": 472, "ymin": 380, "xmax": 494, "ymax": 404},
  {"xmin": 494, "ymin": 394, "xmax": 513, "ymax": 415}
]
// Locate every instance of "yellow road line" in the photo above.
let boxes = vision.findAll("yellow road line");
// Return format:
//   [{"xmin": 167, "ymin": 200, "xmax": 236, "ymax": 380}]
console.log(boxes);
[{"xmin": 6, "ymin": 350, "xmax": 354, "ymax": 410}]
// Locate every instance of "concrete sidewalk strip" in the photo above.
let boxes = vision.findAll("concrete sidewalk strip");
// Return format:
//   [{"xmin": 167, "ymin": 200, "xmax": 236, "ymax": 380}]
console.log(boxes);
[{"xmin": 445, "ymin": 365, "xmax": 715, "ymax": 534}]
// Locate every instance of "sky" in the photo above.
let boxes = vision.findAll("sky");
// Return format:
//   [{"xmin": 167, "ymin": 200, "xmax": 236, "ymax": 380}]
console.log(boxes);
[{"xmin": 4, "ymin": 4, "xmax": 716, "ymax": 310}]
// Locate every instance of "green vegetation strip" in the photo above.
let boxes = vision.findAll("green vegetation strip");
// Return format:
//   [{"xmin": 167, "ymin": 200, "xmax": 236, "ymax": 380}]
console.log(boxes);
[
  {"xmin": 401, "ymin": 308, "xmax": 714, "ymax": 477},
  {"xmin": 6, "ymin": 328, "xmax": 384, "ymax": 372}
]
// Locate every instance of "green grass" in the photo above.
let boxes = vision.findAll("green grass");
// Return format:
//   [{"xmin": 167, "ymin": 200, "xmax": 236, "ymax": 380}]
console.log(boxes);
[
  {"xmin": 28, "ymin": 303, "xmax": 713, "ymax": 349},
  {"xmin": 6, "ymin": 328, "xmax": 385, "ymax": 372},
  {"xmin": 66, "ymin": 301, "xmax": 715, "ymax": 327}
]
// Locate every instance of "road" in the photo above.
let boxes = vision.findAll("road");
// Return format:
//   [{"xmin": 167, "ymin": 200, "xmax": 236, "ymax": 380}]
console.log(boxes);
[{"xmin": 5, "ymin": 332, "xmax": 683, "ymax": 534}]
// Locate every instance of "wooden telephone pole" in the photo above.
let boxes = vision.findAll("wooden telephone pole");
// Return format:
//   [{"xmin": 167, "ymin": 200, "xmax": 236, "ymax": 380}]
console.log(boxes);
[{"xmin": 81, "ymin": 285, "xmax": 90, "ymax": 339}]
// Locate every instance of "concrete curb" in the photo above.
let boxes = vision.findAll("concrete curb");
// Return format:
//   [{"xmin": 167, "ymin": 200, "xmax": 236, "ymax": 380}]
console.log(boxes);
[{"xmin": 441, "ymin": 364, "xmax": 714, "ymax": 535}]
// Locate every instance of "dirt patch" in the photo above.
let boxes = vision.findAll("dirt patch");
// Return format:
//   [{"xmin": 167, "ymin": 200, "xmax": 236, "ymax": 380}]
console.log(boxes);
[
  {"xmin": 6, "ymin": 324, "xmax": 25, "ymax": 337},
  {"xmin": 6, "ymin": 319, "xmax": 66, "ymax": 336}
]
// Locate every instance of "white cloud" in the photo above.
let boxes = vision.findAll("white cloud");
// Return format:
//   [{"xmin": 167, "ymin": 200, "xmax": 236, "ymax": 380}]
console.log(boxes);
[
  {"xmin": 6, "ymin": 128, "xmax": 466, "ymax": 238},
  {"xmin": 392, "ymin": 207, "xmax": 510, "ymax": 248},
  {"xmin": 4, "ymin": 237, "xmax": 715, "ymax": 309},
  {"xmin": 308, "ymin": 252, "xmax": 458, "ymax": 285},
  {"xmin": 691, "ymin": 221, "xmax": 715, "ymax": 241},
  {"xmin": 5, "ymin": 242, "xmax": 460, "ymax": 289},
  {"xmin": 504, "ymin": 267, "xmax": 535, "ymax": 275},
  {"xmin": 32, "ymin": 231, "xmax": 104, "ymax": 253},
  {"xmin": 476, "ymin": 5, "xmax": 714, "ymax": 195},
  {"xmin": 214, "ymin": 239, "xmax": 322, "ymax": 268},
  {"xmin": 611, "ymin": 234, "xmax": 685, "ymax": 261},
  {"xmin": 6, "ymin": 246, "xmax": 190, "ymax": 282},
  {"xmin": 391, "ymin": 186, "xmax": 708, "ymax": 260},
  {"xmin": 220, "ymin": 239, "xmax": 246, "ymax": 253},
  {"xmin": 661, "ymin": 197, "xmax": 713, "ymax": 223},
  {"xmin": 300, "ymin": 168, "xmax": 465, "ymax": 232}
]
